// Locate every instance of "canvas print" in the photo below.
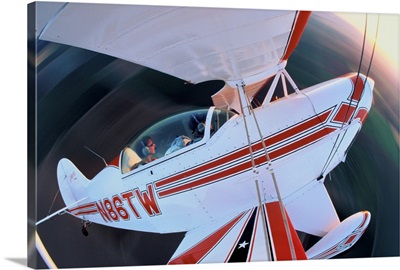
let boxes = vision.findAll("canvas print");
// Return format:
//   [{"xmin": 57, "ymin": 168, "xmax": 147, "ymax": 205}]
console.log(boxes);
[{"xmin": 28, "ymin": 1, "xmax": 399, "ymax": 269}]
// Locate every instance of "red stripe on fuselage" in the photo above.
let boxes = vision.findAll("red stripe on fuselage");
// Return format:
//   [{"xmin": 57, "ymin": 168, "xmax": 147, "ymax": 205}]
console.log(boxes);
[
  {"xmin": 269, "ymin": 127, "xmax": 336, "ymax": 160},
  {"xmin": 158, "ymin": 158, "xmax": 252, "ymax": 197},
  {"xmin": 333, "ymin": 103, "xmax": 356, "ymax": 124},
  {"xmin": 71, "ymin": 209, "xmax": 99, "ymax": 216},
  {"xmin": 69, "ymin": 203, "xmax": 96, "ymax": 213},
  {"xmin": 264, "ymin": 109, "xmax": 332, "ymax": 149},
  {"xmin": 355, "ymin": 108, "xmax": 369, "ymax": 123},
  {"xmin": 346, "ymin": 73, "xmax": 366, "ymax": 102},
  {"xmin": 155, "ymin": 145, "xmax": 250, "ymax": 189},
  {"xmin": 158, "ymin": 127, "xmax": 336, "ymax": 198},
  {"xmin": 69, "ymin": 203, "xmax": 98, "ymax": 217},
  {"xmin": 156, "ymin": 110, "xmax": 332, "ymax": 190}
]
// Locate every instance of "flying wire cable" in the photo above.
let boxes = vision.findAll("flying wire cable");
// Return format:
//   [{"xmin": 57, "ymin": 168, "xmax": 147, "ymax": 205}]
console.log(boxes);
[
  {"xmin": 243, "ymin": 84, "xmax": 297, "ymax": 260},
  {"xmin": 363, "ymin": 15, "xmax": 380, "ymax": 83},
  {"xmin": 348, "ymin": 14, "xmax": 379, "ymax": 117},
  {"xmin": 343, "ymin": 14, "xmax": 368, "ymax": 126},
  {"xmin": 237, "ymin": 81, "xmax": 277, "ymax": 260},
  {"xmin": 47, "ymin": 189, "xmax": 60, "ymax": 217},
  {"xmin": 320, "ymin": 13, "xmax": 380, "ymax": 176},
  {"xmin": 243, "ymin": 11, "xmax": 309, "ymax": 260},
  {"xmin": 320, "ymin": 14, "xmax": 368, "ymax": 175},
  {"xmin": 236, "ymin": 82, "xmax": 257, "ymax": 171}
]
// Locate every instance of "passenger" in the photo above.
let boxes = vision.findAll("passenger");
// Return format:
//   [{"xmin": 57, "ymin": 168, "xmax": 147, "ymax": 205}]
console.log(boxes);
[
  {"xmin": 165, "ymin": 112, "xmax": 213, "ymax": 156},
  {"xmin": 165, "ymin": 135, "xmax": 192, "ymax": 155},
  {"xmin": 188, "ymin": 113, "xmax": 214, "ymax": 141},
  {"xmin": 188, "ymin": 113, "xmax": 207, "ymax": 141}
]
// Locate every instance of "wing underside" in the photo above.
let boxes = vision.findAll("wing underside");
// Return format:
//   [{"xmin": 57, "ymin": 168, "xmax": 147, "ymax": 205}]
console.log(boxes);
[
  {"xmin": 38, "ymin": 4, "xmax": 310, "ymax": 85},
  {"xmin": 285, "ymin": 180, "xmax": 340, "ymax": 237},
  {"xmin": 38, "ymin": 3, "xmax": 310, "ymax": 112},
  {"xmin": 168, "ymin": 202, "xmax": 307, "ymax": 264}
]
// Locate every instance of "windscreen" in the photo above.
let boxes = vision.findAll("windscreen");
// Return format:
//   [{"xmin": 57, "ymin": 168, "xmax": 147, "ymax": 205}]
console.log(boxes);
[{"xmin": 120, "ymin": 108, "xmax": 236, "ymax": 173}]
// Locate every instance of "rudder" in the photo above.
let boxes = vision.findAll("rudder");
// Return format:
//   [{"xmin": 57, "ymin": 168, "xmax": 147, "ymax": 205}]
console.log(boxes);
[{"xmin": 57, "ymin": 158, "xmax": 90, "ymax": 206}]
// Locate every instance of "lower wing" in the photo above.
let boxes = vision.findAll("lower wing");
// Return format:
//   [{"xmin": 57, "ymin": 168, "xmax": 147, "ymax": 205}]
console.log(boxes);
[
  {"xmin": 168, "ymin": 201, "xmax": 307, "ymax": 264},
  {"xmin": 167, "ymin": 197, "xmax": 370, "ymax": 264}
]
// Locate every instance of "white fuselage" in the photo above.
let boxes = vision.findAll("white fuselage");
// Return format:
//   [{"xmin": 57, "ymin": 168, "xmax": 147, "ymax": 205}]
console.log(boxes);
[{"xmin": 68, "ymin": 73, "xmax": 374, "ymax": 234}]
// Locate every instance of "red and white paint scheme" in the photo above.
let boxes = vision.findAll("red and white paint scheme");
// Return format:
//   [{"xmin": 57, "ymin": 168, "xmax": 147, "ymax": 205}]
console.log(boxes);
[{"xmin": 37, "ymin": 4, "xmax": 374, "ymax": 265}]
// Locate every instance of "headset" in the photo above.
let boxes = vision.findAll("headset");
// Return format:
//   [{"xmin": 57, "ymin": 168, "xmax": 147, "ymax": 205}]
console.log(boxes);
[{"xmin": 190, "ymin": 114, "xmax": 205, "ymax": 135}]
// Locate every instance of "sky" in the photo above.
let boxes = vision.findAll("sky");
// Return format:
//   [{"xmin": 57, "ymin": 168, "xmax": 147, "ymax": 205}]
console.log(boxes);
[
  {"xmin": 338, "ymin": 12, "xmax": 399, "ymax": 73},
  {"xmin": 0, "ymin": 1, "xmax": 398, "ymax": 270}
]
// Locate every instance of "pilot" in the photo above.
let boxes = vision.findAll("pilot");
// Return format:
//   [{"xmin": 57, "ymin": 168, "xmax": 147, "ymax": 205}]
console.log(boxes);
[
  {"xmin": 140, "ymin": 136, "xmax": 157, "ymax": 164},
  {"xmin": 125, "ymin": 136, "xmax": 158, "ymax": 171}
]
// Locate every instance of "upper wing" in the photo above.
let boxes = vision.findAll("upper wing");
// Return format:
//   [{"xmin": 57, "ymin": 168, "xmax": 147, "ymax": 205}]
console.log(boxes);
[{"xmin": 38, "ymin": 3, "xmax": 310, "ymax": 85}]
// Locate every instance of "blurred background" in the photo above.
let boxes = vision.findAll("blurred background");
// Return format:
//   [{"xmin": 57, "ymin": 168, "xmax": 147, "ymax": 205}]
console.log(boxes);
[{"xmin": 27, "ymin": 4, "xmax": 398, "ymax": 269}]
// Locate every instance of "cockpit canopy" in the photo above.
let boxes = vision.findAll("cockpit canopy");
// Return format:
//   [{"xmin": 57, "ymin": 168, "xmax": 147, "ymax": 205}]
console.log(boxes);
[{"xmin": 120, "ymin": 107, "xmax": 236, "ymax": 174}]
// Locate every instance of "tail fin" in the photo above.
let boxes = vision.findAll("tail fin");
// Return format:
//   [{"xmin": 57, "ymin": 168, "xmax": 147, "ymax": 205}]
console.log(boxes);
[{"xmin": 57, "ymin": 158, "xmax": 90, "ymax": 206}]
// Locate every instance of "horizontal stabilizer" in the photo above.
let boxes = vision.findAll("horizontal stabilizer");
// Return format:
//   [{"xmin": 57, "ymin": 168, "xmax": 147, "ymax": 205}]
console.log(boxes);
[{"xmin": 306, "ymin": 211, "xmax": 371, "ymax": 259}]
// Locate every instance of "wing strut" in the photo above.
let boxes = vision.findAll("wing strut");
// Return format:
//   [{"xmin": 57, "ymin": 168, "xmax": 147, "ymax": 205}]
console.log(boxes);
[
  {"xmin": 255, "ymin": 179, "xmax": 273, "ymax": 260},
  {"xmin": 236, "ymin": 81, "xmax": 297, "ymax": 260},
  {"xmin": 262, "ymin": 68, "xmax": 301, "ymax": 107}
]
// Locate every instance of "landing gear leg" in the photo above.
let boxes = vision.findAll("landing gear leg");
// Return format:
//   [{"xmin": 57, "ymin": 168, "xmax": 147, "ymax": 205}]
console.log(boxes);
[{"xmin": 81, "ymin": 220, "xmax": 91, "ymax": 237}]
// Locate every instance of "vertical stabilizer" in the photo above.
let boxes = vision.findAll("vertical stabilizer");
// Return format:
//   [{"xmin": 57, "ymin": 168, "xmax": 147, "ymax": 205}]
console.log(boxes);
[{"xmin": 56, "ymin": 158, "xmax": 90, "ymax": 206}]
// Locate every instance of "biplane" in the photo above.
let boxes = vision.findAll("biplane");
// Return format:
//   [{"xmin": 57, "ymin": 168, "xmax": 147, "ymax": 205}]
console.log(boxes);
[{"xmin": 36, "ymin": 3, "xmax": 374, "ymax": 265}]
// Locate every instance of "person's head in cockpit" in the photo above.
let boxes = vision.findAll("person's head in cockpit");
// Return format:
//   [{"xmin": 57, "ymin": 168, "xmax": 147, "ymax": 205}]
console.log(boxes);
[
  {"xmin": 189, "ymin": 113, "xmax": 208, "ymax": 140},
  {"xmin": 140, "ymin": 136, "xmax": 157, "ymax": 163}
]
